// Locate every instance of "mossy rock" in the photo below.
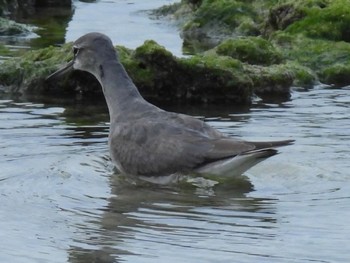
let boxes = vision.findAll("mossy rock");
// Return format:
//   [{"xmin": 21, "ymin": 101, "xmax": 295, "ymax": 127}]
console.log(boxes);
[
  {"xmin": 188, "ymin": 0, "xmax": 255, "ymax": 29},
  {"xmin": 321, "ymin": 63, "xmax": 350, "ymax": 86},
  {"xmin": 180, "ymin": 0, "xmax": 267, "ymax": 51},
  {"xmin": 263, "ymin": 0, "xmax": 329, "ymax": 35},
  {"xmin": 0, "ymin": 43, "xmax": 73, "ymax": 94},
  {"xmin": 128, "ymin": 40, "xmax": 253, "ymax": 103},
  {"xmin": 132, "ymin": 40, "xmax": 182, "ymax": 100},
  {"xmin": 244, "ymin": 64, "xmax": 292, "ymax": 97},
  {"xmin": 216, "ymin": 37, "xmax": 283, "ymax": 65},
  {"xmin": 285, "ymin": 0, "xmax": 350, "ymax": 42},
  {"xmin": 272, "ymin": 32, "xmax": 350, "ymax": 85},
  {"xmin": 282, "ymin": 61, "xmax": 316, "ymax": 87},
  {"xmin": 0, "ymin": 40, "xmax": 255, "ymax": 104},
  {"xmin": 179, "ymin": 54, "xmax": 253, "ymax": 103},
  {"xmin": 245, "ymin": 61, "xmax": 316, "ymax": 95}
]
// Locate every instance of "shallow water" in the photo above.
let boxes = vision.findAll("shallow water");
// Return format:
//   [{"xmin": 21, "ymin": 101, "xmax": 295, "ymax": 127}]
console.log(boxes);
[
  {"xmin": 1, "ymin": 86, "xmax": 349, "ymax": 263},
  {"xmin": 66, "ymin": 0, "xmax": 183, "ymax": 56},
  {"xmin": 1, "ymin": 0, "xmax": 350, "ymax": 262}
]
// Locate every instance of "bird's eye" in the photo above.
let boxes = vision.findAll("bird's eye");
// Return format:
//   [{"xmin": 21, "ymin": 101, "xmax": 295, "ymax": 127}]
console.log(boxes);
[{"xmin": 73, "ymin": 47, "xmax": 79, "ymax": 56}]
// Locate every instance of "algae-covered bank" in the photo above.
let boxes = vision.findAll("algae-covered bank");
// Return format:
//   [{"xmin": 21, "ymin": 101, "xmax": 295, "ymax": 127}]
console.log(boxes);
[{"xmin": 1, "ymin": 0, "xmax": 350, "ymax": 103}]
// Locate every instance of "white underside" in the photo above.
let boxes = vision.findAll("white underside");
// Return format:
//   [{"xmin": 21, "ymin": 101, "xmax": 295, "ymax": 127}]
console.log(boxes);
[
  {"xmin": 195, "ymin": 150, "xmax": 271, "ymax": 177},
  {"xmin": 137, "ymin": 150, "xmax": 274, "ymax": 185}
]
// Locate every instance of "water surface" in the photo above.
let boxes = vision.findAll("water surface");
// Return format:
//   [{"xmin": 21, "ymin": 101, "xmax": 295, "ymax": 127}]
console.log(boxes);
[{"xmin": 1, "ymin": 86, "xmax": 349, "ymax": 263}]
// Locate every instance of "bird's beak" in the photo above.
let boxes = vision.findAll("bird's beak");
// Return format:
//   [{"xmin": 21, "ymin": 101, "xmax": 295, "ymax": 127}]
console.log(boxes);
[{"xmin": 46, "ymin": 60, "xmax": 74, "ymax": 82}]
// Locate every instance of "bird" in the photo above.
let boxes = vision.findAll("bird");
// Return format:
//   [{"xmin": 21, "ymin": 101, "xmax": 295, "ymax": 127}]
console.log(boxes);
[{"xmin": 46, "ymin": 32, "xmax": 294, "ymax": 184}]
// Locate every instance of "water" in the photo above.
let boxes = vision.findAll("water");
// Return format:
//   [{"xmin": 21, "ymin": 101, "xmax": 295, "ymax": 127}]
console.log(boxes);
[
  {"xmin": 66, "ymin": 0, "xmax": 183, "ymax": 56},
  {"xmin": 1, "ymin": 1, "xmax": 350, "ymax": 262},
  {"xmin": 1, "ymin": 87, "xmax": 349, "ymax": 263}
]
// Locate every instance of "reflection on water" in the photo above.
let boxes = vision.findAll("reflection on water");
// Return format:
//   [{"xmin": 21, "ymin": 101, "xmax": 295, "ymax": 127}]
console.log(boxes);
[
  {"xmin": 66, "ymin": 0, "xmax": 183, "ymax": 56},
  {"xmin": 1, "ymin": 86, "xmax": 350, "ymax": 262},
  {"xmin": 0, "ymin": 0, "xmax": 182, "ymax": 57}
]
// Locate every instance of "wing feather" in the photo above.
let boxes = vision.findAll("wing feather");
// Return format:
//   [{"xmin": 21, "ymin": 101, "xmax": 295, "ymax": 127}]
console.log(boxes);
[{"xmin": 109, "ymin": 112, "xmax": 257, "ymax": 177}]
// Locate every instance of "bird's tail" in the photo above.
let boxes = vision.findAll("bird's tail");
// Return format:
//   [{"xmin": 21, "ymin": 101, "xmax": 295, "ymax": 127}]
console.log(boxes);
[
  {"xmin": 196, "ymin": 149, "xmax": 279, "ymax": 177},
  {"xmin": 252, "ymin": 139, "xmax": 294, "ymax": 149}
]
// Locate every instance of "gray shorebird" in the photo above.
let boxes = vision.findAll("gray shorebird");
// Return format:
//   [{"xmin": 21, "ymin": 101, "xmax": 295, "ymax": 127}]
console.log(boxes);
[{"xmin": 47, "ymin": 32, "xmax": 293, "ymax": 184}]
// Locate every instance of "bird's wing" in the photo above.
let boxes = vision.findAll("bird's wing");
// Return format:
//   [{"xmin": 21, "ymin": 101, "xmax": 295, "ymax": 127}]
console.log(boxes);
[{"xmin": 109, "ymin": 117, "xmax": 256, "ymax": 177}]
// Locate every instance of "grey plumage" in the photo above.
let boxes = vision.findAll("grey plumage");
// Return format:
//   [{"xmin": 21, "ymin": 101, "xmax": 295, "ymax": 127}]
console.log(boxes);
[{"xmin": 47, "ymin": 32, "xmax": 293, "ymax": 183}]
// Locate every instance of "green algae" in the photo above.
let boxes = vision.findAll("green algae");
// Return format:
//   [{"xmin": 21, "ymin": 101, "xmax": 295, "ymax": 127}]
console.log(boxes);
[
  {"xmin": 0, "ymin": 43, "xmax": 73, "ymax": 93},
  {"xmin": 4, "ymin": 0, "xmax": 350, "ymax": 102},
  {"xmin": 131, "ymin": 40, "xmax": 253, "ymax": 103},
  {"xmin": 271, "ymin": 32, "xmax": 350, "ymax": 85},
  {"xmin": 153, "ymin": 0, "xmax": 350, "ymax": 87},
  {"xmin": 216, "ymin": 37, "xmax": 283, "ymax": 65},
  {"xmin": 0, "ymin": 40, "xmax": 255, "ymax": 103},
  {"xmin": 321, "ymin": 63, "xmax": 350, "ymax": 86},
  {"xmin": 285, "ymin": 0, "xmax": 350, "ymax": 42},
  {"xmin": 180, "ymin": 54, "xmax": 253, "ymax": 103}
]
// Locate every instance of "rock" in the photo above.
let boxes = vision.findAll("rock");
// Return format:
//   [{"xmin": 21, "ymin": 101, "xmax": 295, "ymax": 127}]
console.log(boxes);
[
  {"xmin": 284, "ymin": 0, "xmax": 350, "ymax": 42},
  {"xmin": 215, "ymin": 37, "xmax": 283, "ymax": 66},
  {"xmin": 94, "ymin": 41, "xmax": 254, "ymax": 104},
  {"xmin": 0, "ymin": 41, "xmax": 255, "ymax": 104},
  {"xmin": 321, "ymin": 64, "xmax": 350, "ymax": 86},
  {"xmin": 272, "ymin": 32, "xmax": 350, "ymax": 86},
  {"xmin": 0, "ymin": 43, "xmax": 73, "ymax": 94},
  {"xmin": 154, "ymin": 0, "xmax": 275, "ymax": 52},
  {"xmin": 244, "ymin": 64, "xmax": 294, "ymax": 100},
  {"xmin": 263, "ymin": 2, "xmax": 306, "ymax": 36},
  {"xmin": 8, "ymin": 0, "xmax": 350, "ymax": 101}
]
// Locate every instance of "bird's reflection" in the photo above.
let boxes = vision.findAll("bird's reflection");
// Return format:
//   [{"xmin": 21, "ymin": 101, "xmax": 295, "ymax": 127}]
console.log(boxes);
[{"xmin": 67, "ymin": 168, "xmax": 277, "ymax": 263}]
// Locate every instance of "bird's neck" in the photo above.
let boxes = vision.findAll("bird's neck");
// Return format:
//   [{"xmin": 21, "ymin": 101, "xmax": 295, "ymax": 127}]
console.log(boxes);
[{"xmin": 95, "ymin": 59, "xmax": 148, "ymax": 122}]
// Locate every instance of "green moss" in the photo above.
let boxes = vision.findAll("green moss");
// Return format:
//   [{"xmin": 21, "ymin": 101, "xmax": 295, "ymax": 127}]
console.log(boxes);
[
  {"xmin": 133, "ymin": 40, "xmax": 178, "ymax": 90},
  {"xmin": 285, "ymin": 0, "xmax": 350, "ymax": 41},
  {"xmin": 192, "ymin": 0, "xmax": 254, "ymax": 28},
  {"xmin": 236, "ymin": 17, "xmax": 260, "ymax": 36},
  {"xmin": 216, "ymin": 37, "xmax": 283, "ymax": 65},
  {"xmin": 181, "ymin": 0, "xmax": 259, "ymax": 38},
  {"xmin": 116, "ymin": 44, "xmax": 154, "ymax": 88},
  {"xmin": 283, "ymin": 61, "xmax": 316, "ymax": 87},
  {"xmin": 0, "ymin": 38, "xmax": 294, "ymax": 103},
  {"xmin": 273, "ymin": 32, "xmax": 350, "ymax": 70},
  {"xmin": 151, "ymin": 2, "xmax": 183, "ymax": 17},
  {"xmin": 0, "ymin": 43, "xmax": 73, "ymax": 92},
  {"xmin": 183, "ymin": 53, "xmax": 243, "ymax": 70},
  {"xmin": 244, "ymin": 64, "xmax": 293, "ymax": 94},
  {"xmin": 321, "ymin": 63, "xmax": 350, "ymax": 86},
  {"xmin": 180, "ymin": 54, "xmax": 253, "ymax": 102},
  {"xmin": 271, "ymin": 32, "xmax": 350, "ymax": 85},
  {"xmin": 134, "ymin": 40, "xmax": 174, "ymax": 61}
]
